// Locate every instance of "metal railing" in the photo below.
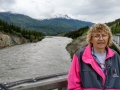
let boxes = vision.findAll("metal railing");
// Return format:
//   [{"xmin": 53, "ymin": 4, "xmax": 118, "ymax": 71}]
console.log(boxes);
[
  {"xmin": 0, "ymin": 72, "xmax": 68, "ymax": 90},
  {"xmin": 113, "ymin": 34, "xmax": 120, "ymax": 46},
  {"xmin": 112, "ymin": 34, "xmax": 120, "ymax": 54}
]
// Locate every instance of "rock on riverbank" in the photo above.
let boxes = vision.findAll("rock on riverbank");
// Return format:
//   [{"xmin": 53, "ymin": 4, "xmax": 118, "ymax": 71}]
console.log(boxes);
[
  {"xmin": 0, "ymin": 32, "xmax": 28, "ymax": 49},
  {"xmin": 66, "ymin": 35, "xmax": 88, "ymax": 58}
]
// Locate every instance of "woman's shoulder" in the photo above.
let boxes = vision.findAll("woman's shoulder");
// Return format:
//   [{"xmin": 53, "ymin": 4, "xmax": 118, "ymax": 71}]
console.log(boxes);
[
  {"xmin": 110, "ymin": 48, "xmax": 120, "ymax": 58},
  {"xmin": 75, "ymin": 47, "xmax": 86, "ymax": 56}
]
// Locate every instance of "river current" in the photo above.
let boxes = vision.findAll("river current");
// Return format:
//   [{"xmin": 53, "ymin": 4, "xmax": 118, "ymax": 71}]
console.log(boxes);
[{"xmin": 0, "ymin": 36, "xmax": 72, "ymax": 83}]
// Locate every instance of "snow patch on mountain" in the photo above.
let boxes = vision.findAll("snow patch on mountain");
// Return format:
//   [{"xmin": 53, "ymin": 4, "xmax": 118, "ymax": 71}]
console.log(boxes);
[{"xmin": 55, "ymin": 14, "xmax": 71, "ymax": 19}]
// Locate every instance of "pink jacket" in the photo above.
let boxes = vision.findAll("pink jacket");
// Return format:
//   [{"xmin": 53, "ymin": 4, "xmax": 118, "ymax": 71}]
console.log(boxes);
[{"xmin": 67, "ymin": 45, "xmax": 117, "ymax": 90}]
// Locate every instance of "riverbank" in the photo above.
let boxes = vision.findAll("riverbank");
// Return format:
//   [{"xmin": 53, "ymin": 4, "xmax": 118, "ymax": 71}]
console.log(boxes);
[
  {"xmin": 0, "ymin": 32, "xmax": 28, "ymax": 49},
  {"xmin": 66, "ymin": 35, "xmax": 87, "ymax": 58}
]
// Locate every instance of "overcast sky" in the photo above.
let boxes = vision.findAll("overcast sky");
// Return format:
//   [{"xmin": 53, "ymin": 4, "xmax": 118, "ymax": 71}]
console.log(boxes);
[{"xmin": 0, "ymin": 0, "xmax": 120, "ymax": 23}]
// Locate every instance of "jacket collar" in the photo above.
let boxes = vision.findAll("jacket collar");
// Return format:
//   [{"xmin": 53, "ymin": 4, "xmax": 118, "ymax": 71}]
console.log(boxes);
[
  {"xmin": 82, "ymin": 45, "xmax": 115, "ymax": 84},
  {"xmin": 82, "ymin": 45, "xmax": 115, "ymax": 62}
]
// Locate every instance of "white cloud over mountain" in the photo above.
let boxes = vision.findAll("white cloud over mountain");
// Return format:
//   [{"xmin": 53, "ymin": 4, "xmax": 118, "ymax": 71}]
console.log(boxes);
[{"xmin": 0, "ymin": 0, "xmax": 120, "ymax": 23}]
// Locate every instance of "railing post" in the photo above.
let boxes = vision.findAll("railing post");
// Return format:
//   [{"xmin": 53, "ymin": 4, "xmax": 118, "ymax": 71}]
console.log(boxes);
[
  {"xmin": 113, "ymin": 34, "xmax": 120, "ymax": 45},
  {"xmin": 58, "ymin": 87, "xmax": 67, "ymax": 90},
  {"xmin": 116, "ymin": 36, "xmax": 117, "ymax": 43},
  {"xmin": 117, "ymin": 35, "xmax": 119, "ymax": 44},
  {"xmin": 114, "ymin": 35, "xmax": 117, "ymax": 43},
  {"xmin": 58, "ymin": 88, "xmax": 62, "ymax": 90},
  {"xmin": 119, "ymin": 35, "xmax": 120, "ymax": 46}
]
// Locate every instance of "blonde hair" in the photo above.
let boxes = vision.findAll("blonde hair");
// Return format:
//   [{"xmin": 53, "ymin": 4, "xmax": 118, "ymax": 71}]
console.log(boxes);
[{"xmin": 86, "ymin": 23, "xmax": 113, "ymax": 46}]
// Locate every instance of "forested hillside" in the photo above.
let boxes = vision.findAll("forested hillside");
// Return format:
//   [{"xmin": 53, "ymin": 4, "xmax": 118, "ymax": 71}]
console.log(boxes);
[
  {"xmin": 64, "ymin": 26, "xmax": 89, "ymax": 39},
  {"xmin": 0, "ymin": 19, "xmax": 44, "ymax": 42},
  {"xmin": 0, "ymin": 12, "xmax": 94, "ymax": 35},
  {"xmin": 106, "ymin": 18, "xmax": 120, "ymax": 34}
]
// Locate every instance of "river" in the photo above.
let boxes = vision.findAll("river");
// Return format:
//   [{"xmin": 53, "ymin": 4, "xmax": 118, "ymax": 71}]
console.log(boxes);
[{"xmin": 0, "ymin": 36, "xmax": 72, "ymax": 83}]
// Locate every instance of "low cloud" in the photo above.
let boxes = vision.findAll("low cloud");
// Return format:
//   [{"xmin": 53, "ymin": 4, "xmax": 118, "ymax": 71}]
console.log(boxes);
[
  {"xmin": 0, "ymin": 0, "xmax": 16, "ymax": 11},
  {"xmin": 0, "ymin": 0, "xmax": 120, "ymax": 23}
]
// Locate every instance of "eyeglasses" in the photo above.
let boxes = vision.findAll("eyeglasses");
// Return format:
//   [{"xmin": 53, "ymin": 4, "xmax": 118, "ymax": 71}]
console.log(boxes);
[{"xmin": 92, "ymin": 34, "xmax": 108, "ymax": 39}]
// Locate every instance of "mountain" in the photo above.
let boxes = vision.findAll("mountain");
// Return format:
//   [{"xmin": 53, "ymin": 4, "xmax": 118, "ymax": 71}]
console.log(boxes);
[
  {"xmin": 0, "ymin": 12, "xmax": 94, "ymax": 35},
  {"xmin": 55, "ymin": 14, "xmax": 72, "ymax": 19}
]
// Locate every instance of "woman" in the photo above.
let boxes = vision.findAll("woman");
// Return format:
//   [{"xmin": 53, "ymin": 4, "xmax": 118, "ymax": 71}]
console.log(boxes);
[{"xmin": 67, "ymin": 23, "xmax": 120, "ymax": 90}]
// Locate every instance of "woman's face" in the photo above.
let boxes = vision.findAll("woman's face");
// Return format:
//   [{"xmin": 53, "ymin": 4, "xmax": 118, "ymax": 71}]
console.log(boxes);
[{"xmin": 90, "ymin": 31, "xmax": 109, "ymax": 52}]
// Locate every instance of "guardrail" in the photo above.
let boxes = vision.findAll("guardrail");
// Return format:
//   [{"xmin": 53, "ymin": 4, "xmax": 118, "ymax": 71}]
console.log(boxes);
[
  {"xmin": 112, "ymin": 34, "xmax": 120, "ymax": 54},
  {"xmin": 113, "ymin": 34, "xmax": 120, "ymax": 46},
  {"xmin": 0, "ymin": 72, "xmax": 68, "ymax": 90}
]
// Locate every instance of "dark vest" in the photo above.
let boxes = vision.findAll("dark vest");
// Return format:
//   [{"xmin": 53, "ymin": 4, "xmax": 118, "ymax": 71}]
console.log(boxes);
[{"xmin": 75, "ymin": 48, "xmax": 120, "ymax": 89}]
